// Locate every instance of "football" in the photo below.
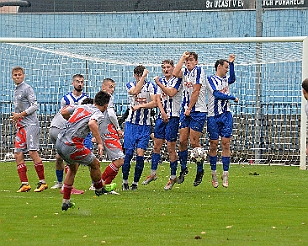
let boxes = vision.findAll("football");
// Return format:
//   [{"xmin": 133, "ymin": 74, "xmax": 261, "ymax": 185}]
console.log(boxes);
[{"xmin": 190, "ymin": 147, "xmax": 207, "ymax": 163}]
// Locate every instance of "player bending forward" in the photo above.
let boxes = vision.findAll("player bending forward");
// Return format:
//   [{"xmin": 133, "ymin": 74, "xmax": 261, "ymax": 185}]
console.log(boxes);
[{"xmin": 56, "ymin": 91, "xmax": 113, "ymax": 211}]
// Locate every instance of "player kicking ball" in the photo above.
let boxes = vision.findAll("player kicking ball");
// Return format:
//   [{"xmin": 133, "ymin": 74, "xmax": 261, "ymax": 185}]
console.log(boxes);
[{"xmin": 55, "ymin": 91, "xmax": 114, "ymax": 211}]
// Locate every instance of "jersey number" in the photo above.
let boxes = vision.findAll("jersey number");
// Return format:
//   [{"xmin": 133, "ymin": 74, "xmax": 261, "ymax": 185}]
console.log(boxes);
[{"xmin": 68, "ymin": 108, "xmax": 91, "ymax": 123}]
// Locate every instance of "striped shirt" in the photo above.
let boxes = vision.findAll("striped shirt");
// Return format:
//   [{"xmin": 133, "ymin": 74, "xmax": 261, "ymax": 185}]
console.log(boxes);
[
  {"xmin": 60, "ymin": 92, "xmax": 89, "ymax": 108},
  {"xmin": 206, "ymin": 62, "xmax": 236, "ymax": 117},
  {"xmin": 14, "ymin": 81, "xmax": 39, "ymax": 128},
  {"xmin": 126, "ymin": 80, "xmax": 157, "ymax": 125},
  {"xmin": 156, "ymin": 76, "xmax": 183, "ymax": 118},
  {"xmin": 181, "ymin": 65, "xmax": 207, "ymax": 113}
]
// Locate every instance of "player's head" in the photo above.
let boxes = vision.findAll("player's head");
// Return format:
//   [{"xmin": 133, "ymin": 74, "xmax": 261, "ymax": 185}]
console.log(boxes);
[
  {"xmin": 12, "ymin": 66, "xmax": 25, "ymax": 85},
  {"xmin": 215, "ymin": 59, "xmax": 229, "ymax": 77},
  {"xmin": 102, "ymin": 78, "xmax": 115, "ymax": 95},
  {"xmin": 184, "ymin": 52, "xmax": 198, "ymax": 71},
  {"xmin": 161, "ymin": 59, "xmax": 174, "ymax": 79},
  {"xmin": 302, "ymin": 78, "xmax": 308, "ymax": 100},
  {"xmin": 72, "ymin": 74, "xmax": 84, "ymax": 92},
  {"xmin": 134, "ymin": 65, "xmax": 146, "ymax": 77},
  {"xmin": 81, "ymin": 97, "xmax": 93, "ymax": 105},
  {"xmin": 94, "ymin": 90, "xmax": 110, "ymax": 113}
]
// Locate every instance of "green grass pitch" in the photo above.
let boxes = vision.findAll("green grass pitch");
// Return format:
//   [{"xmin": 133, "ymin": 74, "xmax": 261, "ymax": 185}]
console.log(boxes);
[{"xmin": 0, "ymin": 161, "xmax": 307, "ymax": 246}]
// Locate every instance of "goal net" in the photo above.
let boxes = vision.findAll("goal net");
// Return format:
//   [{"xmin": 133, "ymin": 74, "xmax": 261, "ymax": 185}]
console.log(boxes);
[{"xmin": 0, "ymin": 37, "xmax": 307, "ymax": 169}]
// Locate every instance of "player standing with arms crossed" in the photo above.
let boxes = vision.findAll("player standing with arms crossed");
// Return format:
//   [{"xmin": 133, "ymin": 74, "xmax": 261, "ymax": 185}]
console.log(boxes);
[
  {"xmin": 141, "ymin": 59, "xmax": 183, "ymax": 190},
  {"xmin": 122, "ymin": 65, "xmax": 157, "ymax": 191},
  {"xmin": 206, "ymin": 54, "xmax": 238, "ymax": 188},
  {"xmin": 173, "ymin": 52, "xmax": 207, "ymax": 186},
  {"xmin": 10, "ymin": 66, "xmax": 48, "ymax": 192}
]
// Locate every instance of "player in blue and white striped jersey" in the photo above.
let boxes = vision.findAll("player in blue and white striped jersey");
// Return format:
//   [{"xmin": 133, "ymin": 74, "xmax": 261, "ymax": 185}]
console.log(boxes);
[
  {"xmin": 141, "ymin": 59, "xmax": 183, "ymax": 190},
  {"xmin": 206, "ymin": 54, "xmax": 238, "ymax": 188},
  {"xmin": 122, "ymin": 65, "xmax": 158, "ymax": 191},
  {"xmin": 60, "ymin": 74, "xmax": 89, "ymax": 108},
  {"xmin": 173, "ymin": 51, "xmax": 207, "ymax": 187}
]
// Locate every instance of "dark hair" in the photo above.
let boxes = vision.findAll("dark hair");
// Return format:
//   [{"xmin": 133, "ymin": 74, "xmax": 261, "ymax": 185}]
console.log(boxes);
[
  {"xmin": 81, "ymin": 98, "xmax": 93, "ymax": 105},
  {"xmin": 302, "ymin": 78, "xmax": 308, "ymax": 92},
  {"xmin": 214, "ymin": 59, "xmax": 228, "ymax": 71},
  {"xmin": 187, "ymin": 52, "xmax": 198, "ymax": 61},
  {"xmin": 103, "ymin": 78, "xmax": 115, "ymax": 85},
  {"xmin": 161, "ymin": 59, "xmax": 174, "ymax": 67},
  {"xmin": 134, "ymin": 65, "xmax": 146, "ymax": 76},
  {"xmin": 73, "ymin": 74, "xmax": 84, "ymax": 80},
  {"xmin": 94, "ymin": 91, "xmax": 110, "ymax": 106}
]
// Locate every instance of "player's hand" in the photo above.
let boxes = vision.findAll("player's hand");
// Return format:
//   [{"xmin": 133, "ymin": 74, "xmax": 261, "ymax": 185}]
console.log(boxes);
[
  {"xmin": 229, "ymin": 54, "xmax": 235, "ymax": 63},
  {"xmin": 153, "ymin": 76, "xmax": 160, "ymax": 84},
  {"xmin": 97, "ymin": 143, "xmax": 104, "ymax": 158},
  {"xmin": 117, "ymin": 129, "xmax": 124, "ymax": 138},
  {"xmin": 162, "ymin": 112, "xmax": 169, "ymax": 123},
  {"xmin": 10, "ymin": 112, "xmax": 21, "ymax": 123},
  {"xmin": 234, "ymin": 97, "xmax": 239, "ymax": 103},
  {"xmin": 184, "ymin": 108, "xmax": 191, "ymax": 117},
  {"xmin": 132, "ymin": 105, "xmax": 140, "ymax": 111},
  {"xmin": 142, "ymin": 69, "xmax": 149, "ymax": 78},
  {"xmin": 182, "ymin": 51, "xmax": 190, "ymax": 59}
]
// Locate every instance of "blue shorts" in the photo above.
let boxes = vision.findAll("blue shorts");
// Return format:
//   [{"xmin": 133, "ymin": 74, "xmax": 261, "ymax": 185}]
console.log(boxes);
[
  {"xmin": 124, "ymin": 122, "xmax": 151, "ymax": 151},
  {"xmin": 207, "ymin": 112, "xmax": 233, "ymax": 140},
  {"xmin": 154, "ymin": 117, "xmax": 179, "ymax": 142},
  {"xmin": 179, "ymin": 111, "xmax": 207, "ymax": 132}
]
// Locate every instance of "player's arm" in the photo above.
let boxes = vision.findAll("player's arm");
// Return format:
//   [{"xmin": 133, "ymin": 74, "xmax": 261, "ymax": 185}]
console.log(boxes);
[
  {"xmin": 207, "ymin": 76, "xmax": 238, "ymax": 102},
  {"xmin": 129, "ymin": 69, "xmax": 149, "ymax": 95},
  {"xmin": 25, "ymin": 87, "xmax": 39, "ymax": 115},
  {"xmin": 228, "ymin": 54, "xmax": 236, "ymax": 84},
  {"xmin": 107, "ymin": 107, "xmax": 123, "ymax": 137},
  {"xmin": 88, "ymin": 119, "xmax": 104, "ymax": 157},
  {"xmin": 173, "ymin": 51, "xmax": 189, "ymax": 78},
  {"xmin": 132, "ymin": 93, "xmax": 157, "ymax": 111},
  {"xmin": 155, "ymin": 93, "xmax": 168, "ymax": 122},
  {"xmin": 213, "ymin": 91, "xmax": 238, "ymax": 102},
  {"xmin": 60, "ymin": 97, "xmax": 68, "ymax": 109},
  {"xmin": 60, "ymin": 105, "xmax": 75, "ymax": 120},
  {"xmin": 154, "ymin": 76, "xmax": 179, "ymax": 97},
  {"xmin": 185, "ymin": 83, "xmax": 201, "ymax": 116}
]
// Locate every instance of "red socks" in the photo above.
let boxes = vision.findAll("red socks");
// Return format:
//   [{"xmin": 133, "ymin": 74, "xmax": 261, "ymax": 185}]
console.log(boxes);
[
  {"xmin": 34, "ymin": 161, "xmax": 45, "ymax": 180},
  {"xmin": 62, "ymin": 184, "xmax": 73, "ymax": 199},
  {"xmin": 102, "ymin": 162, "xmax": 119, "ymax": 185},
  {"xmin": 17, "ymin": 163, "xmax": 28, "ymax": 183}
]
